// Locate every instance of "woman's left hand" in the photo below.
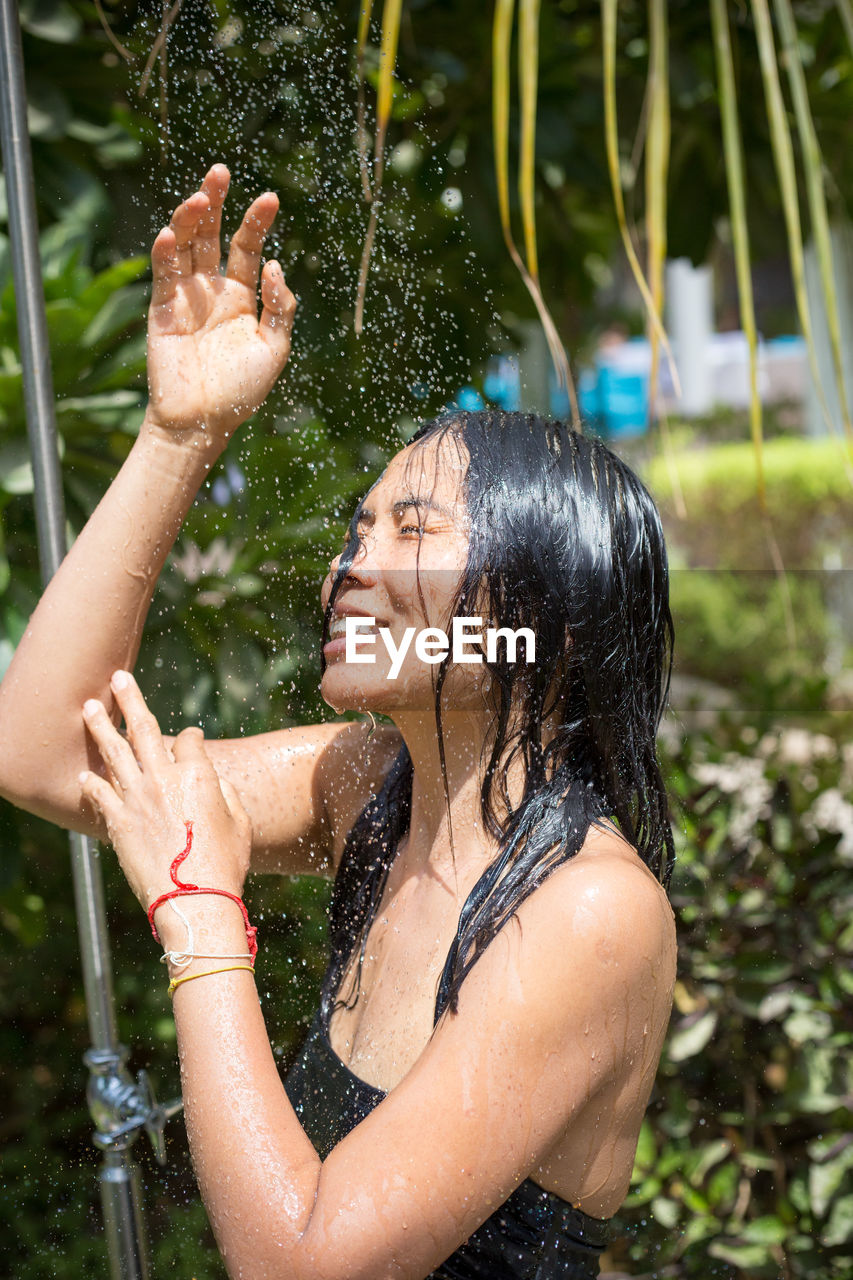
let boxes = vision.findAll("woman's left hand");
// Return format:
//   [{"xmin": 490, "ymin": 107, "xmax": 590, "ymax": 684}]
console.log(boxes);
[{"xmin": 79, "ymin": 670, "xmax": 252, "ymax": 912}]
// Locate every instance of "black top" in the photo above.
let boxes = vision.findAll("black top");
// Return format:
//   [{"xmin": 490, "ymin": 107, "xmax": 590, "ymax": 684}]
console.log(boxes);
[
  {"xmin": 283, "ymin": 1003, "xmax": 610, "ymax": 1279},
  {"xmin": 281, "ymin": 747, "xmax": 612, "ymax": 1278}
]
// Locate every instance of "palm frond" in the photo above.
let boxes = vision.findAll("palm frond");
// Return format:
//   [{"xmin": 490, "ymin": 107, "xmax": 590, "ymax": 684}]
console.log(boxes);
[
  {"xmin": 750, "ymin": 0, "xmax": 837, "ymax": 439},
  {"xmin": 645, "ymin": 0, "xmax": 670, "ymax": 419},
  {"xmin": 835, "ymin": 0, "xmax": 853, "ymax": 54},
  {"xmin": 518, "ymin": 0, "xmax": 541, "ymax": 280},
  {"xmin": 644, "ymin": 0, "xmax": 686, "ymax": 518},
  {"xmin": 493, "ymin": 0, "xmax": 515, "ymax": 241},
  {"xmin": 773, "ymin": 0, "xmax": 853, "ymax": 448},
  {"xmin": 711, "ymin": 0, "xmax": 766, "ymax": 507},
  {"xmin": 354, "ymin": 0, "xmax": 403, "ymax": 336},
  {"xmin": 493, "ymin": 0, "xmax": 579, "ymax": 420},
  {"xmin": 601, "ymin": 0, "xmax": 680, "ymax": 398},
  {"xmin": 355, "ymin": 1, "xmax": 375, "ymax": 202}
]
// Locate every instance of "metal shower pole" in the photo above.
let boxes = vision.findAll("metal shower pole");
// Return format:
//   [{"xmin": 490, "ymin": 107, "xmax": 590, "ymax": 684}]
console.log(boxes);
[{"xmin": 0, "ymin": 3, "xmax": 182, "ymax": 1275}]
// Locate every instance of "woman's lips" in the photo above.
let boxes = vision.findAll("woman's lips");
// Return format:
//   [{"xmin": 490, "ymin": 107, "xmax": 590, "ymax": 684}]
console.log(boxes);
[
  {"xmin": 322, "ymin": 635, "xmax": 348, "ymax": 657},
  {"xmin": 323, "ymin": 618, "xmax": 384, "ymax": 658}
]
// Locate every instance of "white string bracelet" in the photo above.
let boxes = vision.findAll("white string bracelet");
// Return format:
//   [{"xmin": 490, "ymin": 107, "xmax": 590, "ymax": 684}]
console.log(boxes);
[
  {"xmin": 160, "ymin": 951, "xmax": 254, "ymax": 968},
  {"xmin": 157, "ymin": 898, "xmax": 253, "ymax": 970}
]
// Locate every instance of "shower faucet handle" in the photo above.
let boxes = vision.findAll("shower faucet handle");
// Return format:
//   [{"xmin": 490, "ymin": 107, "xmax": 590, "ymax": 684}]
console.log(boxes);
[
  {"xmin": 84, "ymin": 1045, "xmax": 183, "ymax": 1165},
  {"xmin": 136, "ymin": 1068, "xmax": 184, "ymax": 1166}
]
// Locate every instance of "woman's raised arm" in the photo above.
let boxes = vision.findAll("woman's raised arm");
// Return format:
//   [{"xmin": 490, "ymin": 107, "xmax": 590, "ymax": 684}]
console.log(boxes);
[{"xmin": 0, "ymin": 164, "xmax": 296, "ymax": 839}]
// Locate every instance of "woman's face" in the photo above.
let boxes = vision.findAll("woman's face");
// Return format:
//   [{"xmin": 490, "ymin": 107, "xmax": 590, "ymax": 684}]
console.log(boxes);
[{"xmin": 319, "ymin": 431, "xmax": 490, "ymax": 716}]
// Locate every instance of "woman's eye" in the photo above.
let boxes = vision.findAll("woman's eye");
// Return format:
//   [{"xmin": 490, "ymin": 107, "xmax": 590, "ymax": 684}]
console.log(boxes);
[{"xmin": 400, "ymin": 524, "xmax": 426, "ymax": 536}]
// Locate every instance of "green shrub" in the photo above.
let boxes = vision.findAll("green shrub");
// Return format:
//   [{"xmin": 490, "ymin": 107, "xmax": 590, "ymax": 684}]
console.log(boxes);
[
  {"xmin": 645, "ymin": 436, "xmax": 853, "ymax": 570},
  {"xmin": 637, "ymin": 436, "xmax": 853, "ymax": 722},
  {"xmin": 605, "ymin": 710, "xmax": 853, "ymax": 1278}
]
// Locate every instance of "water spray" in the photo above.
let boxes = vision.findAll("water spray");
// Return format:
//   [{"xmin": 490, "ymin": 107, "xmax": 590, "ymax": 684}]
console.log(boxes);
[{"xmin": 0, "ymin": 3, "xmax": 183, "ymax": 1274}]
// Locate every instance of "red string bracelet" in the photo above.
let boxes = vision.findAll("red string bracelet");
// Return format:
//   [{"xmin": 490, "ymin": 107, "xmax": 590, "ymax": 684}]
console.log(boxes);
[{"xmin": 147, "ymin": 822, "xmax": 258, "ymax": 965}]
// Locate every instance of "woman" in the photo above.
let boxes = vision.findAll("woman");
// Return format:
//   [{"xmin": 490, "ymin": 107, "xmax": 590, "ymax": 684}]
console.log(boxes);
[{"xmin": 0, "ymin": 165, "xmax": 677, "ymax": 1280}]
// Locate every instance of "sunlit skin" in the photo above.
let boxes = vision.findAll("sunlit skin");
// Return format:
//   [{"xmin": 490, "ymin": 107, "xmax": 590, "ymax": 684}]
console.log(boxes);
[{"xmin": 0, "ymin": 165, "xmax": 677, "ymax": 1280}]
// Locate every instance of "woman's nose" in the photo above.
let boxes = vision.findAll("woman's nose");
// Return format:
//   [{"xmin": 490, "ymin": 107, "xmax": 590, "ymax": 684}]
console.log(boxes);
[{"xmin": 329, "ymin": 533, "xmax": 378, "ymax": 582}]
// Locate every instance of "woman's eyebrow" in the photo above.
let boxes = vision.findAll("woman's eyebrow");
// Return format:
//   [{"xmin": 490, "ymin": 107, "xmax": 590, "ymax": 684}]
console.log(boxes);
[
  {"xmin": 356, "ymin": 494, "xmax": 456, "ymax": 521},
  {"xmin": 393, "ymin": 494, "xmax": 456, "ymax": 518}
]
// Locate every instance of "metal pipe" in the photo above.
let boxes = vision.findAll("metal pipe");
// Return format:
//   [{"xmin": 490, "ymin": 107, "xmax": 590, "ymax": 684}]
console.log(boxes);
[
  {"xmin": 0, "ymin": 4, "xmax": 181, "ymax": 1274},
  {"xmin": 0, "ymin": 0, "xmax": 66, "ymax": 583}
]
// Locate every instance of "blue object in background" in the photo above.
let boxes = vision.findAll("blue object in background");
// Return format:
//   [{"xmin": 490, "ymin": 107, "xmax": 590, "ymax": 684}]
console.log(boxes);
[
  {"xmin": 578, "ymin": 338, "xmax": 651, "ymax": 438},
  {"xmin": 597, "ymin": 365, "xmax": 649, "ymax": 437},
  {"xmin": 483, "ymin": 356, "xmax": 521, "ymax": 411},
  {"xmin": 548, "ymin": 366, "xmax": 572, "ymax": 420},
  {"xmin": 474, "ymin": 343, "xmax": 651, "ymax": 436},
  {"xmin": 453, "ymin": 385, "xmax": 486, "ymax": 412},
  {"xmin": 577, "ymin": 368, "xmax": 601, "ymax": 426}
]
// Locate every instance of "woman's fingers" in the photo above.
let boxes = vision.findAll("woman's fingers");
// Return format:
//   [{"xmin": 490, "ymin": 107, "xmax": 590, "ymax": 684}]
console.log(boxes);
[
  {"xmin": 151, "ymin": 226, "xmax": 182, "ymax": 309},
  {"xmin": 191, "ymin": 163, "xmax": 230, "ymax": 276},
  {"xmin": 82, "ymin": 698, "xmax": 142, "ymax": 794},
  {"xmin": 171, "ymin": 724, "xmax": 209, "ymax": 765},
  {"xmin": 109, "ymin": 670, "xmax": 171, "ymax": 771},
  {"xmin": 79, "ymin": 769, "xmax": 123, "ymax": 829},
  {"xmin": 173, "ymin": 729, "xmax": 251, "ymax": 834},
  {"xmin": 168, "ymin": 189, "xmax": 211, "ymax": 279},
  {"xmin": 150, "ymin": 191, "xmax": 210, "ymax": 312},
  {"xmin": 225, "ymin": 191, "xmax": 279, "ymax": 289},
  {"xmin": 218, "ymin": 775, "xmax": 252, "ymax": 836},
  {"xmin": 259, "ymin": 261, "xmax": 297, "ymax": 365}
]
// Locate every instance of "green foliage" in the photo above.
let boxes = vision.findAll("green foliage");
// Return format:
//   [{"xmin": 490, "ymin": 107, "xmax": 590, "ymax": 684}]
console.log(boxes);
[
  {"xmin": 667, "ymin": 569, "xmax": 837, "ymax": 721},
  {"xmin": 2, "ymin": 3, "xmax": 853, "ymax": 1277},
  {"xmin": 605, "ymin": 714, "xmax": 853, "ymax": 1278},
  {"xmin": 639, "ymin": 434, "xmax": 853, "ymax": 720},
  {"xmin": 646, "ymin": 435, "xmax": 853, "ymax": 569}
]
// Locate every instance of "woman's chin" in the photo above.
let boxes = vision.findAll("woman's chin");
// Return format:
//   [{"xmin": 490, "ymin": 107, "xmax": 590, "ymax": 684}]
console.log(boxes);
[{"xmin": 319, "ymin": 667, "xmax": 433, "ymax": 715}]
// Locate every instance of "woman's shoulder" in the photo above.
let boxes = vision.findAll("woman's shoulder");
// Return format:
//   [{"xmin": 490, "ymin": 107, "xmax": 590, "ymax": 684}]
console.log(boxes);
[
  {"xmin": 578, "ymin": 816, "xmax": 676, "ymax": 899},
  {"xmin": 519, "ymin": 818, "xmax": 677, "ymax": 975}
]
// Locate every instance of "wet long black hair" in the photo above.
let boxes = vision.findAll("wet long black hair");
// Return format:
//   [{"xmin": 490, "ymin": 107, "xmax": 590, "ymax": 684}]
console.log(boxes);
[{"xmin": 319, "ymin": 411, "xmax": 675, "ymax": 1024}]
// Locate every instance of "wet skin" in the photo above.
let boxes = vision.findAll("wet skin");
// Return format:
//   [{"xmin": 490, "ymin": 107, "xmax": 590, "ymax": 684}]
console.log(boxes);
[
  {"xmin": 316, "ymin": 431, "xmax": 677, "ymax": 1216},
  {"xmin": 0, "ymin": 164, "xmax": 678, "ymax": 1279}
]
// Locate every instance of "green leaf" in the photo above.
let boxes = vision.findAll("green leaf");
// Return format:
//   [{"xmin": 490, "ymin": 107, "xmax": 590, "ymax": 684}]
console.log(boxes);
[
  {"xmin": 82, "ymin": 284, "xmax": 147, "ymax": 349},
  {"xmin": 809, "ymin": 1140, "xmax": 853, "ymax": 1216},
  {"xmin": 651, "ymin": 1195, "xmax": 680, "ymax": 1228},
  {"xmin": 759, "ymin": 989, "xmax": 797, "ymax": 1021},
  {"xmin": 823, "ymin": 1194, "xmax": 853, "ymax": 1248},
  {"xmin": 689, "ymin": 1139, "xmax": 732, "ymax": 1186},
  {"xmin": 667, "ymin": 1009, "xmax": 718, "ymax": 1062},
  {"xmin": 741, "ymin": 1215, "xmax": 789, "ymax": 1245},
  {"xmin": 0, "ymin": 441, "xmax": 35, "ymax": 494},
  {"xmin": 633, "ymin": 1118, "xmax": 656, "ymax": 1171},
  {"xmin": 25, "ymin": 76, "xmax": 71, "ymax": 140},
  {"xmin": 784, "ymin": 1007, "xmax": 834, "ymax": 1043},
  {"xmin": 19, "ymin": 0, "xmax": 81, "ymax": 43},
  {"xmin": 77, "ymin": 258, "xmax": 149, "ymax": 321},
  {"xmin": 56, "ymin": 391, "xmax": 142, "ymax": 416},
  {"xmin": 709, "ymin": 1238, "xmax": 774, "ymax": 1266}
]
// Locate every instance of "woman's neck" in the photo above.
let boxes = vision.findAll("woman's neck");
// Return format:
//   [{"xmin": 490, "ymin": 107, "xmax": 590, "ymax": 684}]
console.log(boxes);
[{"xmin": 388, "ymin": 707, "xmax": 526, "ymax": 883}]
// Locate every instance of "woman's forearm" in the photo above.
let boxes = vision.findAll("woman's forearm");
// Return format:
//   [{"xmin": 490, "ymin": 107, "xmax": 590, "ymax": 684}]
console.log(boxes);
[
  {"xmin": 0, "ymin": 414, "xmax": 221, "ymax": 826},
  {"xmin": 156, "ymin": 899, "xmax": 324, "ymax": 1280},
  {"xmin": 0, "ymin": 166, "xmax": 294, "ymax": 832}
]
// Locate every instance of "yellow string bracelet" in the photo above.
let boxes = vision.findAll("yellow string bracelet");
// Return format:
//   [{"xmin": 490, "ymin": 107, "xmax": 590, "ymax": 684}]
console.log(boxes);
[{"xmin": 168, "ymin": 964, "xmax": 256, "ymax": 999}]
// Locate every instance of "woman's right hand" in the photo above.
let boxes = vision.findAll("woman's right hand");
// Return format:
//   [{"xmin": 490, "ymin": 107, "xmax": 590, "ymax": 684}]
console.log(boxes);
[{"xmin": 144, "ymin": 163, "xmax": 296, "ymax": 446}]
